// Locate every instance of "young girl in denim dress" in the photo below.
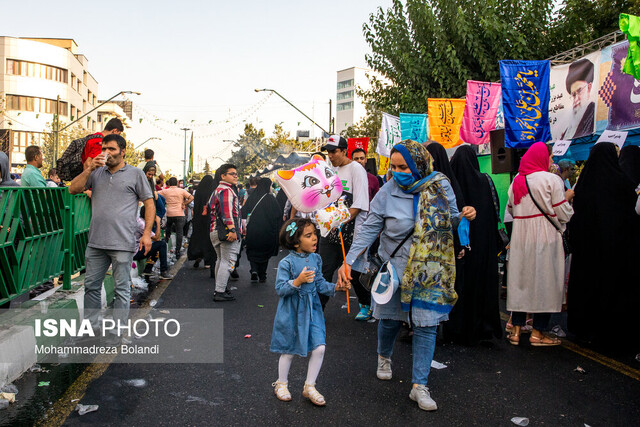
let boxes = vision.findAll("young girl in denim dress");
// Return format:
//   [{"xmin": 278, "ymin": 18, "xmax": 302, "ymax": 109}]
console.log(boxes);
[{"xmin": 270, "ymin": 218, "xmax": 349, "ymax": 406}]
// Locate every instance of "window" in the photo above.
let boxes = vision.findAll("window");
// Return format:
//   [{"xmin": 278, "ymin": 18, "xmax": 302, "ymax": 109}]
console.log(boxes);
[
  {"xmin": 6, "ymin": 94, "xmax": 68, "ymax": 115},
  {"xmin": 337, "ymin": 101, "xmax": 354, "ymax": 111},
  {"xmin": 337, "ymin": 79, "xmax": 354, "ymax": 90},
  {"xmin": 5, "ymin": 59, "xmax": 68, "ymax": 83},
  {"xmin": 337, "ymin": 90, "xmax": 354, "ymax": 101},
  {"xmin": 12, "ymin": 131, "xmax": 45, "ymax": 154}
]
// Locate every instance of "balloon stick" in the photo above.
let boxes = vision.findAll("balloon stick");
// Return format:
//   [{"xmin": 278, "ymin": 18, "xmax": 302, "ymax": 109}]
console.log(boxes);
[{"xmin": 338, "ymin": 229, "xmax": 350, "ymax": 314}]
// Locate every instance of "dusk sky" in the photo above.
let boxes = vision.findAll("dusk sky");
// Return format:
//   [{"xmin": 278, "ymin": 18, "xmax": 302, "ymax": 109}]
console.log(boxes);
[{"xmin": 6, "ymin": 0, "xmax": 393, "ymax": 173}]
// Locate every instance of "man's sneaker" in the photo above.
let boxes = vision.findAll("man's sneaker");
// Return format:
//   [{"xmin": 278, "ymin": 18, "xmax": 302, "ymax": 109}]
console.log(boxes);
[
  {"xmin": 250, "ymin": 272, "xmax": 258, "ymax": 283},
  {"xmin": 159, "ymin": 271, "xmax": 174, "ymax": 280},
  {"xmin": 355, "ymin": 304, "xmax": 373, "ymax": 321},
  {"xmin": 213, "ymin": 290, "xmax": 235, "ymax": 302},
  {"xmin": 409, "ymin": 385, "xmax": 437, "ymax": 411},
  {"xmin": 230, "ymin": 270, "xmax": 239, "ymax": 280},
  {"xmin": 377, "ymin": 356, "xmax": 392, "ymax": 380},
  {"xmin": 259, "ymin": 277, "xmax": 266, "ymax": 283}
]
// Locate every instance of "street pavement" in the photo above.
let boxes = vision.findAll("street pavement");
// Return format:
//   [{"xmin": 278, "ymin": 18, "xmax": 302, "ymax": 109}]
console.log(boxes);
[{"xmin": 38, "ymin": 251, "xmax": 640, "ymax": 425}]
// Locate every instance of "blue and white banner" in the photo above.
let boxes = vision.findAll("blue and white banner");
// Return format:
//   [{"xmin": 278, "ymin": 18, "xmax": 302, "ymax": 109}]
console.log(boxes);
[
  {"xmin": 399, "ymin": 113, "xmax": 428, "ymax": 144},
  {"xmin": 500, "ymin": 60, "xmax": 552, "ymax": 148}
]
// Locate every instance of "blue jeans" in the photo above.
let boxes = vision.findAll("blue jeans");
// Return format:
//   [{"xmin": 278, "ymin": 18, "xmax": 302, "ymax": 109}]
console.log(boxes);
[
  {"xmin": 84, "ymin": 246, "xmax": 134, "ymax": 329},
  {"xmin": 377, "ymin": 319, "xmax": 437, "ymax": 385},
  {"xmin": 134, "ymin": 240, "xmax": 168, "ymax": 272}
]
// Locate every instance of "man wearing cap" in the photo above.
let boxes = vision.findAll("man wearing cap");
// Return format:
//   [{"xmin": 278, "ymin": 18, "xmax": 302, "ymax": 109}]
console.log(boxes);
[
  {"xmin": 319, "ymin": 135, "xmax": 369, "ymax": 316},
  {"xmin": 561, "ymin": 58, "xmax": 596, "ymax": 140}
]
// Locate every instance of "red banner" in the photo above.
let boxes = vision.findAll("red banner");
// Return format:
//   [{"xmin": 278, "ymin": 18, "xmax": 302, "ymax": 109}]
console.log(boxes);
[{"xmin": 347, "ymin": 138, "xmax": 369, "ymax": 158}]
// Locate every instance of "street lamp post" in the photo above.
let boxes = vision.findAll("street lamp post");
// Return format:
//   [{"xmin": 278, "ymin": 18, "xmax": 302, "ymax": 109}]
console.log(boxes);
[
  {"xmin": 181, "ymin": 128, "xmax": 190, "ymax": 184},
  {"xmin": 134, "ymin": 137, "xmax": 161, "ymax": 150},
  {"xmin": 53, "ymin": 90, "xmax": 141, "ymax": 162},
  {"xmin": 254, "ymin": 89, "xmax": 330, "ymax": 135}
]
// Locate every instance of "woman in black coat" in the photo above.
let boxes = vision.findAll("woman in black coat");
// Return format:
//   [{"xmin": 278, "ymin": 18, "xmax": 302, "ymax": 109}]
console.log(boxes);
[
  {"xmin": 242, "ymin": 178, "xmax": 283, "ymax": 283},
  {"xmin": 188, "ymin": 174, "xmax": 216, "ymax": 277},
  {"xmin": 448, "ymin": 145, "xmax": 503, "ymax": 345}
]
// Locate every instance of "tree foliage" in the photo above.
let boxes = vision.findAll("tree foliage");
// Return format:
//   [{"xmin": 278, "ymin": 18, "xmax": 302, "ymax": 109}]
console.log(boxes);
[
  {"xmin": 225, "ymin": 123, "xmax": 327, "ymax": 180},
  {"xmin": 362, "ymin": 0, "xmax": 640, "ymax": 115}
]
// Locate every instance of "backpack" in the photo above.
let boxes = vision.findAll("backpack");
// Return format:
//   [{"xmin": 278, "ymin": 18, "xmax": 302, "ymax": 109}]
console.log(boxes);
[{"xmin": 56, "ymin": 133, "xmax": 101, "ymax": 181}]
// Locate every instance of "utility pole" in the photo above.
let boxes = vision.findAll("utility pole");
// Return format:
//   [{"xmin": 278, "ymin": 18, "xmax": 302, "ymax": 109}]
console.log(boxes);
[
  {"xmin": 328, "ymin": 99, "xmax": 332, "ymax": 135},
  {"xmin": 54, "ymin": 95, "xmax": 60, "ymax": 162},
  {"xmin": 181, "ymin": 128, "xmax": 190, "ymax": 184}
]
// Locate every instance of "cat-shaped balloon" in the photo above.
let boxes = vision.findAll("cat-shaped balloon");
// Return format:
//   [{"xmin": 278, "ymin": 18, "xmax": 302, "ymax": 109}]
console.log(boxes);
[{"xmin": 276, "ymin": 154, "xmax": 343, "ymax": 213}]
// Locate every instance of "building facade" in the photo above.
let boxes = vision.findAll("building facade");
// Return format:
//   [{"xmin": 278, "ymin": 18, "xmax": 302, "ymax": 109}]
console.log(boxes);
[
  {"xmin": 0, "ymin": 37, "xmax": 99, "ymax": 168},
  {"xmin": 335, "ymin": 67, "xmax": 386, "ymax": 135}
]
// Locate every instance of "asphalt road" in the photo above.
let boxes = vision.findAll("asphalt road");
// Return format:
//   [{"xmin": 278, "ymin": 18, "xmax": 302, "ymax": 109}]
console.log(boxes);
[{"xmin": 57, "ymin": 250, "xmax": 640, "ymax": 426}]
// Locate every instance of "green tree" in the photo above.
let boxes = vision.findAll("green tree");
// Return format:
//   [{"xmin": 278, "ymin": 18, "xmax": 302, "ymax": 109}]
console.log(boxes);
[
  {"xmin": 203, "ymin": 159, "xmax": 211, "ymax": 175},
  {"xmin": 267, "ymin": 123, "xmax": 296, "ymax": 152},
  {"xmin": 225, "ymin": 124, "xmax": 268, "ymax": 179},
  {"xmin": 362, "ymin": 0, "xmax": 640, "ymax": 114}
]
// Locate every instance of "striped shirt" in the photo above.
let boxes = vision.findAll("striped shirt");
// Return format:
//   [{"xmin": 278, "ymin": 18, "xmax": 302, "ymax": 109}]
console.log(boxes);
[{"xmin": 210, "ymin": 182, "xmax": 242, "ymax": 233}]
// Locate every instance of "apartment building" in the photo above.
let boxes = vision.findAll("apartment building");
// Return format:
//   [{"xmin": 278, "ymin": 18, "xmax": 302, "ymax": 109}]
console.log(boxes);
[
  {"xmin": 0, "ymin": 37, "xmax": 99, "ymax": 168},
  {"xmin": 335, "ymin": 66, "xmax": 386, "ymax": 135}
]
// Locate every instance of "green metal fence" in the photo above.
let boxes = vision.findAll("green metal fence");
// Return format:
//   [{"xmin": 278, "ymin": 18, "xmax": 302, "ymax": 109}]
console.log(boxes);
[{"xmin": 0, "ymin": 187, "xmax": 90, "ymax": 306}]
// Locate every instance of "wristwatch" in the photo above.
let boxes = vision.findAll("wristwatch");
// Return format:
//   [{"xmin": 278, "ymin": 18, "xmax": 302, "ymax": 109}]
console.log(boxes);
[{"xmin": 229, "ymin": 228, "xmax": 236, "ymax": 233}]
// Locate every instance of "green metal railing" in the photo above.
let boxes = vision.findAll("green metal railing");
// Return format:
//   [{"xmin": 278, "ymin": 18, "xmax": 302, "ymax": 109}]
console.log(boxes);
[{"xmin": 0, "ymin": 187, "xmax": 90, "ymax": 306}]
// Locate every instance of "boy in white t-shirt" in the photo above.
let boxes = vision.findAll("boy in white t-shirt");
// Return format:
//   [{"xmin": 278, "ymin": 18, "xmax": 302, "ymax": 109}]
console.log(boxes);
[{"xmin": 318, "ymin": 136, "xmax": 370, "ymax": 318}]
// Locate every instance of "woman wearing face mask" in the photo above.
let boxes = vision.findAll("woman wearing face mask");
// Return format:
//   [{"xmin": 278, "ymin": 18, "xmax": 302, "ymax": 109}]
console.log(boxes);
[{"xmin": 338, "ymin": 140, "xmax": 476, "ymax": 412}]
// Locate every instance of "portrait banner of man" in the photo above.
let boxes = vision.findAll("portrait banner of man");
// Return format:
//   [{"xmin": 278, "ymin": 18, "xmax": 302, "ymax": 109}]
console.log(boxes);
[{"xmin": 548, "ymin": 51, "xmax": 600, "ymax": 141}]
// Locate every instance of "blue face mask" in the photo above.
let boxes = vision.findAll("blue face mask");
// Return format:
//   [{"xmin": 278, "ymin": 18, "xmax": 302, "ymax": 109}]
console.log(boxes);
[{"xmin": 392, "ymin": 171, "xmax": 415, "ymax": 187}]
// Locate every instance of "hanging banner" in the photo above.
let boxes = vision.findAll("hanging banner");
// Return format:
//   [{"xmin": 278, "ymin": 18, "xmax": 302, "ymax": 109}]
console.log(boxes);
[
  {"xmin": 347, "ymin": 137, "xmax": 369, "ymax": 158},
  {"xmin": 378, "ymin": 155, "xmax": 390, "ymax": 176},
  {"xmin": 597, "ymin": 40, "xmax": 640, "ymax": 132},
  {"xmin": 427, "ymin": 99, "xmax": 466, "ymax": 148},
  {"xmin": 377, "ymin": 113, "xmax": 401, "ymax": 157},
  {"xmin": 500, "ymin": 60, "xmax": 552, "ymax": 148},
  {"xmin": 549, "ymin": 51, "xmax": 601, "ymax": 140},
  {"xmin": 400, "ymin": 113, "xmax": 428, "ymax": 143},
  {"xmin": 459, "ymin": 81, "xmax": 501, "ymax": 145}
]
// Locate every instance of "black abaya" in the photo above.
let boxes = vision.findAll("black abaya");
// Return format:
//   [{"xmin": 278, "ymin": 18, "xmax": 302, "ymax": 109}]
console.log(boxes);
[
  {"xmin": 242, "ymin": 178, "xmax": 283, "ymax": 268},
  {"xmin": 446, "ymin": 145, "xmax": 502, "ymax": 345},
  {"xmin": 187, "ymin": 174, "xmax": 216, "ymax": 268},
  {"xmin": 619, "ymin": 145, "xmax": 640, "ymax": 187},
  {"xmin": 568, "ymin": 143, "xmax": 640, "ymax": 349}
]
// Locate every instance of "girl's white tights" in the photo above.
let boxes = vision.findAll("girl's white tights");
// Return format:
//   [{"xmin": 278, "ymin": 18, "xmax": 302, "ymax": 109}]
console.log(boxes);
[{"xmin": 278, "ymin": 345, "xmax": 326, "ymax": 385}]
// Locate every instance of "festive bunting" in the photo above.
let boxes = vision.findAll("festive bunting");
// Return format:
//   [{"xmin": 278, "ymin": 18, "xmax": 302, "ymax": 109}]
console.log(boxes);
[
  {"xmin": 500, "ymin": 60, "xmax": 551, "ymax": 148},
  {"xmin": 427, "ymin": 99, "xmax": 466, "ymax": 148},
  {"xmin": 347, "ymin": 137, "xmax": 369, "ymax": 158},
  {"xmin": 377, "ymin": 113, "xmax": 401, "ymax": 157},
  {"xmin": 400, "ymin": 113, "xmax": 428, "ymax": 143},
  {"xmin": 459, "ymin": 81, "xmax": 501, "ymax": 145}
]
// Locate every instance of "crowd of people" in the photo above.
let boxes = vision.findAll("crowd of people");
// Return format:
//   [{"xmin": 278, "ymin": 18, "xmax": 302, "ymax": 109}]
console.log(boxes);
[{"xmin": 2, "ymin": 122, "xmax": 639, "ymax": 412}]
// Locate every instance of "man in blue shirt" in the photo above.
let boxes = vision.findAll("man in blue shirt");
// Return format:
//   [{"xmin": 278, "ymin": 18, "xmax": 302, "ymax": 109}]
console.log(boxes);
[{"xmin": 20, "ymin": 145, "xmax": 47, "ymax": 187}]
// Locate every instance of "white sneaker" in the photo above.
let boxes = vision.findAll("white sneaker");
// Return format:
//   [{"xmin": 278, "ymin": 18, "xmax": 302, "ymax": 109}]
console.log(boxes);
[
  {"xmin": 377, "ymin": 355, "xmax": 392, "ymax": 380},
  {"xmin": 409, "ymin": 385, "xmax": 437, "ymax": 411}
]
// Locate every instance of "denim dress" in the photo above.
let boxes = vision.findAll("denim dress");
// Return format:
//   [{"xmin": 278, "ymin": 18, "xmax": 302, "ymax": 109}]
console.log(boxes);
[
  {"xmin": 346, "ymin": 177, "xmax": 460, "ymax": 328},
  {"xmin": 270, "ymin": 251, "xmax": 336, "ymax": 357}
]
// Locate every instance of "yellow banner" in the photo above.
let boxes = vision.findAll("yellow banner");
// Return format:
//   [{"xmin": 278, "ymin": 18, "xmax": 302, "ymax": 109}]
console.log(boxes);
[
  {"xmin": 378, "ymin": 155, "xmax": 390, "ymax": 176},
  {"xmin": 427, "ymin": 98, "xmax": 466, "ymax": 148}
]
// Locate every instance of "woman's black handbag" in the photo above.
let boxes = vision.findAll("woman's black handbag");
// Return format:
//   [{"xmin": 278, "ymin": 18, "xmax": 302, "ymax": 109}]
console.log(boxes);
[
  {"xmin": 359, "ymin": 230, "xmax": 414, "ymax": 291},
  {"xmin": 525, "ymin": 177, "xmax": 572, "ymax": 255}
]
